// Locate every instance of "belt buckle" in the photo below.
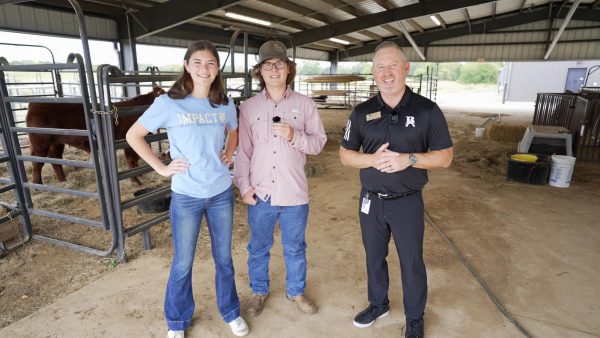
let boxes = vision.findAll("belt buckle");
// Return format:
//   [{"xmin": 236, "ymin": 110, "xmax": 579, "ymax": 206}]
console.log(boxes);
[{"xmin": 377, "ymin": 193, "xmax": 390, "ymax": 199}]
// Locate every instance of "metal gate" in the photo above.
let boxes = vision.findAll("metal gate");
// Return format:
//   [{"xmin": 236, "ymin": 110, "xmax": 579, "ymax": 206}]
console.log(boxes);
[
  {"xmin": 533, "ymin": 92, "xmax": 600, "ymax": 161},
  {"xmin": 97, "ymin": 65, "xmax": 176, "ymax": 262},
  {"xmin": 0, "ymin": 54, "xmax": 119, "ymax": 256}
]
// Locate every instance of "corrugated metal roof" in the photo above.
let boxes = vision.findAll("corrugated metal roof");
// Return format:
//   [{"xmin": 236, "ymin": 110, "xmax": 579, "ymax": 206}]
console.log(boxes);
[
  {"xmin": 2, "ymin": 0, "xmax": 600, "ymax": 62},
  {"xmin": 355, "ymin": 0, "xmax": 387, "ymax": 14},
  {"xmin": 367, "ymin": 26, "xmax": 393, "ymax": 37},
  {"xmin": 346, "ymin": 32, "xmax": 371, "ymax": 41},
  {"xmin": 239, "ymin": 2, "xmax": 326, "ymax": 27},
  {"xmin": 388, "ymin": 0, "xmax": 419, "ymax": 7},
  {"xmin": 412, "ymin": 16, "xmax": 438, "ymax": 31}
]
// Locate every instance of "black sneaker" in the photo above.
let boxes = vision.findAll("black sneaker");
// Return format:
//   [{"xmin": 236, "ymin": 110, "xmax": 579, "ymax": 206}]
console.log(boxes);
[
  {"xmin": 352, "ymin": 304, "xmax": 390, "ymax": 328},
  {"xmin": 405, "ymin": 318, "xmax": 424, "ymax": 338}
]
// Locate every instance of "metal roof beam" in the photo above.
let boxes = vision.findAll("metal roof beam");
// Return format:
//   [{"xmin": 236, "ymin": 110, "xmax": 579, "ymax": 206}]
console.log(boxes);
[
  {"xmin": 519, "ymin": 0, "xmax": 527, "ymax": 12},
  {"xmin": 407, "ymin": 19, "xmax": 424, "ymax": 33},
  {"xmin": 544, "ymin": 0, "xmax": 582, "ymax": 59},
  {"xmin": 152, "ymin": 24, "xmax": 263, "ymax": 49},
  {"xmin": 225, "ymin": 6, "xmax": 307, "ymax": 30},
  {"xmin": 18, "ymin": 0, "xmax": 128, "ymax": 18},
  {"xmin": 372, "ymin": 0, "xmax": 395, "ymax": 11},
  {"xmin": 289, "ymin": 0, "xmax": 497, "ymax": 46},
  {"xmin": 321, "ymin": 0, "xmax": 362, "ymax": 17},
  {"xmin": 358, "ymin": 30, "xmax": 384, "ymax": 42},
  {"xmin": 314, "ymin": 39, "xmax": 348, "ymax": 49},
  {"xmin": 339, "ymin": 4, "xmax": 598, "ymax": 60},
  {"xmin": 382, "ymin": 24, "xmax": 403, "ymax": 37},
  {"xmin": 306, "ymin": 43, "xmax": 336, "ymax": 52},
  {"xmin": 464, "ymin": 8, "xmax": 472, "ymax": 34},
  {"xmin": 398, "ymin": 22, "xmax": 426, "ymax": 60},
  {"xmin": 130, "ymin": 0, "xmax": 241, "ymax": 39},
  {"xmin": 434, "ymin": 14, "xmax": 447, "ymax": 29},
  {"xmin": 245, "ymin": 0, "xmax": 332, "ymax": 25},
  {"xmin": 339, "ymin": 35, "xmax": 365, "ymax": 46}
]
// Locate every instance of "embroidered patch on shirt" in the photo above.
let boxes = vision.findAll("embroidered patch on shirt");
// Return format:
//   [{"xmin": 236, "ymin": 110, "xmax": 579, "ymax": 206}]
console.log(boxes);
[{"xmin": 366, "ymin": 111, "xmax": 381, "ymax": 121}]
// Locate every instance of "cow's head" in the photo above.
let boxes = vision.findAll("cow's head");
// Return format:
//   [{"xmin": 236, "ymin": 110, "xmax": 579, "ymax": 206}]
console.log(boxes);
[{"xmin": 151, "ymin": 85, "xmax": 166, "ymax": 98}]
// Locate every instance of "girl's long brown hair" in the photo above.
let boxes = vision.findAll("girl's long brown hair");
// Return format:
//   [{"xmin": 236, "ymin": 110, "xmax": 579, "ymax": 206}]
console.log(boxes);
[{"xmin": 168, "ymin": 40, "xmax": 228, "ymax": 107}]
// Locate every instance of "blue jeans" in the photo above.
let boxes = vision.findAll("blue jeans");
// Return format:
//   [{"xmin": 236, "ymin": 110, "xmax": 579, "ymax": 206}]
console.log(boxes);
[
  {"xmin": 164, "ymin": 187, "xmax": 240, "ymax": 331},
  {"xmin": 247, "ymin": 197, "xmax": 309, "ymax": 297}
]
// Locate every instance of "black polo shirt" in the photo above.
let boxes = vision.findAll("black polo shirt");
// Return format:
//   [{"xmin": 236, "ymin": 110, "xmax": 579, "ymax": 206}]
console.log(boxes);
[{"xmin": 341, "ymin": 86, "xmax": 453, "ymax": 194}]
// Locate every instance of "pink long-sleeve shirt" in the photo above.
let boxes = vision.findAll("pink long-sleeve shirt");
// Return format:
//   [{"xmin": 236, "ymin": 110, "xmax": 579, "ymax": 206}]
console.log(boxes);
[{"xmin": 233, "ymin": 87, "xmax": 327, "ymax": 206}]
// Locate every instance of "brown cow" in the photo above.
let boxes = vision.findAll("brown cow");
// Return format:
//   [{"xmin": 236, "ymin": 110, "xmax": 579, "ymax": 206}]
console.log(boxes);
[{"xmin": 26, "ymin": 86, "xmax": 165, "ymax": 185}]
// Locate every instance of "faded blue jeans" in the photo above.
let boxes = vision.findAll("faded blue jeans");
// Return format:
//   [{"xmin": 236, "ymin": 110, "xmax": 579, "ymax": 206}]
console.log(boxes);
[
  {"xmin": 164, "ymin": 187, "xmax": 240, "ymax": 331},
  {"xmin": 247, "ymin": 197, "xmax": 309, "ymax": 297}
]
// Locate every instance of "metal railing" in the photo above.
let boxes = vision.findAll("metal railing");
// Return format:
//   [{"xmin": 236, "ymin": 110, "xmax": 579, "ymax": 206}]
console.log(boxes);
[{"xmin": 296, "ymin": 73, "xmax": 435, "ymax": 108}]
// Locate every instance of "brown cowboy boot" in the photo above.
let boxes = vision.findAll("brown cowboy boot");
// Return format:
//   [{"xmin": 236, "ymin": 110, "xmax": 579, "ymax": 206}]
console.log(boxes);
[
  {"xmin": 246, "ymin": 293, "xmax": 269, "ymax": 317},
  {"xmin": 287, "ymin": 294, "xmax": 318, "ymax": 315}
]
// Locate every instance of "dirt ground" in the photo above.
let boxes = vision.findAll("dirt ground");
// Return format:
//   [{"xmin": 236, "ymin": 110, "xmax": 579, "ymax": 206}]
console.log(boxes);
[{"xmin": 0, "ymin": 106, "xmax": 599, "ymax": 337}]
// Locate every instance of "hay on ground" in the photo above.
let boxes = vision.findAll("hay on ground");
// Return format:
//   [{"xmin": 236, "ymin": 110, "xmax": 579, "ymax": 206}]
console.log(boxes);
[{"xmin": 487, "ymin": 124, "xmax": 527, "ymax": 142}]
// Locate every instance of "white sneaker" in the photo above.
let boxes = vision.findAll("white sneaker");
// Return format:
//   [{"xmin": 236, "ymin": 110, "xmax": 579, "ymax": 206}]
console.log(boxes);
[
  {"xmin": 167, "ymin": 330, "xmax": 184, "ymax": 338},
  {"xmin": 228, "ymin": 316, "xmax": 249, "ymax": 336}
]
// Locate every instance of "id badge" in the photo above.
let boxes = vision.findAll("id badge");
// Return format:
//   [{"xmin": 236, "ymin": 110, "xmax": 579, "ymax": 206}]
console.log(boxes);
[{"xmin": 361, "ymin": 195, "xmax": 371, "ymax": 214}]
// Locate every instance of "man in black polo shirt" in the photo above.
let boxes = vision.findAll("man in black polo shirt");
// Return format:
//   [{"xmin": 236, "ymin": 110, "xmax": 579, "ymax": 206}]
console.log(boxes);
[{"xmin": 340, "ymin": 41, "xmax": 453, "ymax": 338}]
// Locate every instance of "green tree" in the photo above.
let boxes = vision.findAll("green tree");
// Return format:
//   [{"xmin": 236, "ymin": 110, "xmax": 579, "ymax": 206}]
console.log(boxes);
[
  {"xmin": 458, "ymin": 63, "xmax": 500, "ymax": 84},
  {"xmin": 297, "ymin": 61, "xmax": 328, "ymax": 75},
  {"xmin": 438, "ymin": 63, "xmax": 463, "ymax": 81}
]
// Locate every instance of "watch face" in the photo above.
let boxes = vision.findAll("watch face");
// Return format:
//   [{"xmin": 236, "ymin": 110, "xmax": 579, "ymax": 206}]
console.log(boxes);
[{"xmin": 409, "ymin": 154, "xmax": 417, "ymax": 165}]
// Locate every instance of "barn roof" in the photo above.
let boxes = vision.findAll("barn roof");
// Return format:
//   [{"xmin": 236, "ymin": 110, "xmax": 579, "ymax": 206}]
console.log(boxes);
[{"xmin": 1, "ymin": 0, "xmax": 599, "ymax": 61}]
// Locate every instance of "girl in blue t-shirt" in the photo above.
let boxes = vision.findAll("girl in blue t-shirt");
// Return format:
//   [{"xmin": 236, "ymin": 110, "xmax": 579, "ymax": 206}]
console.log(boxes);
[{"xmin": 126, "ymin": 40, "xmax": 248, "ymax": 338}]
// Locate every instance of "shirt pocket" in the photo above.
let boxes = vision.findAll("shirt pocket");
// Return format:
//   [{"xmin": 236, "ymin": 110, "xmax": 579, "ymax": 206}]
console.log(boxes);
[
  {"xmin": 249, "ymin": 112, "xmax": 270, "ymax": 144},
  {"xmin": 284, "ymin": 109, "xmax": 304, "ymax": 130}
]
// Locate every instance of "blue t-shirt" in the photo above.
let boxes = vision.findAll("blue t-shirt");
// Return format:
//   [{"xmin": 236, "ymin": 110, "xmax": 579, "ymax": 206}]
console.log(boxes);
[{"xmin": 139, "ymin": 94, "xmax": 238, "ymax": 198}]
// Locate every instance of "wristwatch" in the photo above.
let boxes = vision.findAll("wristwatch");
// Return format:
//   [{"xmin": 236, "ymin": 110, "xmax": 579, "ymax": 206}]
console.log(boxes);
[{"xmin": 408, "ymin": 153, "xmax": 417, "ymax": 166}]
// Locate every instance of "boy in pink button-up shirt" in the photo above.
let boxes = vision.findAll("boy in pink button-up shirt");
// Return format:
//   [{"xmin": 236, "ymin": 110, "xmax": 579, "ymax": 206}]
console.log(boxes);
[{"xmin": 233, "ymin": 40, "xmax": 326, "ymax": 318}]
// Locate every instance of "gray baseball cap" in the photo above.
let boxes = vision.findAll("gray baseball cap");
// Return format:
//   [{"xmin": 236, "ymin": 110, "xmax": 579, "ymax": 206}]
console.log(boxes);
[{"xmin": 258, "ymin": 40, "xmax": 290, "ymax": 64}]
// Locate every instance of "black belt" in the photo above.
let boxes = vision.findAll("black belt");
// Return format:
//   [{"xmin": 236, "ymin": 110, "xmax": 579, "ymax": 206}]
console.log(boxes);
[{"xmin": 370, "ymin": 190, "xmax": 418, "ymax": 200}]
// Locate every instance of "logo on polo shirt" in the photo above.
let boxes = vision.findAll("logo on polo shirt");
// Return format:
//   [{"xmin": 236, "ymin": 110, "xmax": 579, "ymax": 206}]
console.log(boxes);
[{"xmin": 405, "ymin": 116, "xmax": 415, "ymax": 127}]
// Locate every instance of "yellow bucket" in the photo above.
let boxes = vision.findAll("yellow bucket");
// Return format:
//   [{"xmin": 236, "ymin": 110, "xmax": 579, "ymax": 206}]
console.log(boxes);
[{"xmin": 510, "ymin": 154, "xmax": 538, "ymax": 163}]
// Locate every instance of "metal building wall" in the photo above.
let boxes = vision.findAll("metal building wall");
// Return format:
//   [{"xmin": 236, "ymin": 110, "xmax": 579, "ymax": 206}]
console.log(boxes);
[
  {"xmin": 0, "ymin": 3, "xmax": 117, "ymax": 40},
  {"xmin": 504, "ymin": 60, "xmax": 600, "ymax": 102}
]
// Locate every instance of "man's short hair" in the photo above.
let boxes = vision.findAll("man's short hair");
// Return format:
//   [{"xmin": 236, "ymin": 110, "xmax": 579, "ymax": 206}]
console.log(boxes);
[{"xmin": 374, "ymin": 41, "xmax": 408, "ymax": 62}]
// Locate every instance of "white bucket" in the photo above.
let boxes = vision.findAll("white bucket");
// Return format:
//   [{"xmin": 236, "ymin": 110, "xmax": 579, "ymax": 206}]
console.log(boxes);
[
  {"xmin": 549, "ymin": 155, "xmax": 576, "ymax": 188},
  {"xmin": 475, "ymin": 127, "xmax": 485, "ymax": 137}
]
